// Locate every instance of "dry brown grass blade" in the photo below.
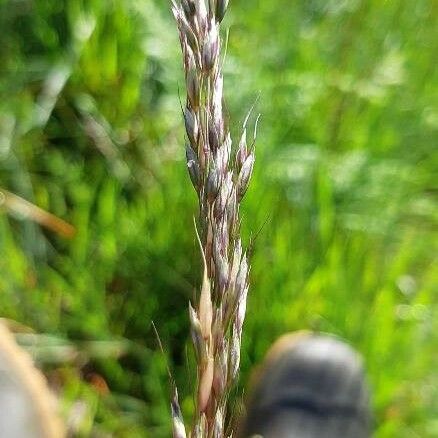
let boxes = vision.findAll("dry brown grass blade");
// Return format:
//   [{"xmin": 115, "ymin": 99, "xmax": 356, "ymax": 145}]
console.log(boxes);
[{"xmin": 0, "ymin": 189, "xmax": 76, "ymax": 239}]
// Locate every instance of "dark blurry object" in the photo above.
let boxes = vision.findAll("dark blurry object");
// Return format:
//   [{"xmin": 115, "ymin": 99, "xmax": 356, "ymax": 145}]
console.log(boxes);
[{"xmin": 238, "ymin": 332, "xmax": 371, "ymax": 438}]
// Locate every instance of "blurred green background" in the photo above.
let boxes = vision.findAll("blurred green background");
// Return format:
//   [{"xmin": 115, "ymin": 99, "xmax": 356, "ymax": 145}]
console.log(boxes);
[{"xmin": 0, "ymin": 0, "xmax": 437, "ymax": 436}]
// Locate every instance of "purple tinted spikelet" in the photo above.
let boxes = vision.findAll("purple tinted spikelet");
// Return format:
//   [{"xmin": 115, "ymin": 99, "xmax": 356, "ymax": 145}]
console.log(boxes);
[
  {"xmin": 184, "ymin": 106, "xmax": 199, "ymax": 146},
  {"xmin": 236, "ymin": 151, "xmax": 255, "ymax": 201},
  {"xmin": 172, "ymin": 0, "xmax": 259, "ymax": 435},
  {"xmin": 215, "ymin": 0, "xmax": 229, "ymax": 23},
  {"xmin": 171, "ymin": 389, "xmax": 187, "ymax": 438},
  {"xmin": 186, "ymin": 144, "xmax": 201, "ymax": 190}
]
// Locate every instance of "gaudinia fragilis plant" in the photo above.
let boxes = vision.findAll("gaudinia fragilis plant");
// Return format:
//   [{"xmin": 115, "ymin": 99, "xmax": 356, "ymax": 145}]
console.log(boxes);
[{"xmin": 171, "ymin": 0, "xmax": 259, "ymax": 436}]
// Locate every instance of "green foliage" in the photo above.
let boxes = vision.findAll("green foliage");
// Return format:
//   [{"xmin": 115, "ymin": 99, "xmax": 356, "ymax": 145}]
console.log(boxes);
[{"xmin": 0, "ymin": 0, "xmax": 436, "ymax": 436}]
